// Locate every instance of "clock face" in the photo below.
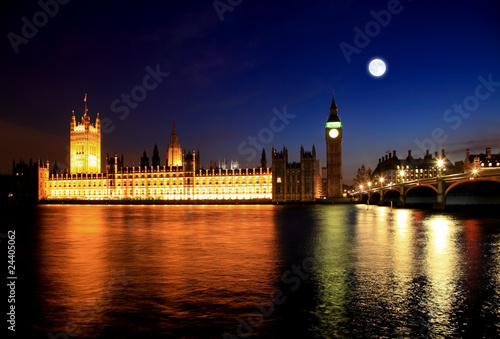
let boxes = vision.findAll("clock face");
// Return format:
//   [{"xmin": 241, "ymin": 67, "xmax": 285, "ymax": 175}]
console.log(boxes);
[{"xmin": 329, "ymin": 128, "xmax": 339, "ymax": 138}]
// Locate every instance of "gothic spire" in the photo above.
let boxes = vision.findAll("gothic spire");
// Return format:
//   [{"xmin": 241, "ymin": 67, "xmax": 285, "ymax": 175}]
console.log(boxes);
[
  {"xmin": 330, "ymin": 90, "xmax": 337, "ymax": 111},
  {"xmin": 169, "ymin": 119, "xmax": 179, "ymax": 146},
  {"xmin": 84, "ymin": 93, "xmax": 88, "ymax": 116},
  {"xmin": 260, "ymin": 148, "xmax": 267, "ymax": 168},
  {"xmin": 328, "ymin": 90, "xmax": 341, "ymax": 122},
  {"xmin": 152, "ymin": 143, "xmax": 160, "ymax": 168}
]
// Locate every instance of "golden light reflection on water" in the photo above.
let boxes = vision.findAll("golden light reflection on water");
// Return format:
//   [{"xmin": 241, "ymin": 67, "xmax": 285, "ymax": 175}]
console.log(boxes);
[
  {"xmin": 390, "ymin": 209, "xmax": 415, "ymax": 307},
  {"xmin": 486, "ymin": 223, "xmax": 500, "ymax": 329},
  {"xmin": 311, "ymin": 205, "xmax": 352, "ymax": 337},
  {"xmin": 31, "ymin": 204, "xmax": 500, "ymax": 338},
  {"xmin": 311, "ymin": 205, "xmax": 422, "ymax": 337},
  {"xmin": 423, "ymin": 216, "xmax": 463, "ymax": 335},
  {"xmin": 395, "ymin": 209, "xmax": 408, "ymax": 236},
  {"xmin": 37, "ymin": 205, "xmax": 280, "ymax": 336},
  {"xmin": 310, "ymin": 205, "xmax": 497, "ymax": 338},
  {"xmin": 38, "ymin": 206, "xmax": 113, "ymax": 335},
  {"xmin": 392, "ymin": 209, "xmax": 414, "ymax": 281}
]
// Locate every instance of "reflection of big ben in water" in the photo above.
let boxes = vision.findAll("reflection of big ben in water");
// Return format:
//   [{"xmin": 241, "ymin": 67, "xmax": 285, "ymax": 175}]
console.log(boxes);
[{"xmin": 325, "ymin": 91, "xmax": 343, "ymax": 198}]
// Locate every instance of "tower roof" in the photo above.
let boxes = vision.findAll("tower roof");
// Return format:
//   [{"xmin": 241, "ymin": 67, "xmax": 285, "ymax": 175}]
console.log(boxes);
[
  {"xmin": 169, "ymin": 119, "xmax": 180, "ymax": 147},
  {"xmin": 327, "ymin": 90, "xmax": 341, "ymax": 122},
  {"xmin": 84, "ymin": 93, "xmax": 88, "ymax": 116},
  {"xmin": 330, "ymin": 90, "xmax": 337, "ymax": 111}
]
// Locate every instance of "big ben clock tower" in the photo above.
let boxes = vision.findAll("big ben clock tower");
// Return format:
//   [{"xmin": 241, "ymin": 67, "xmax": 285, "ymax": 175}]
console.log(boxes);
[{"xmin": 325, "ymin": 91, "xmax": 343, "ymax": 198}]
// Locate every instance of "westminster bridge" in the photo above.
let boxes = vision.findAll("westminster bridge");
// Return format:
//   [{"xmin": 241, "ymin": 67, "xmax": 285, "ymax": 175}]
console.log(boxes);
[{"xmin": 360, "ymin": 168, "xmax": 500, "ymax": 209}]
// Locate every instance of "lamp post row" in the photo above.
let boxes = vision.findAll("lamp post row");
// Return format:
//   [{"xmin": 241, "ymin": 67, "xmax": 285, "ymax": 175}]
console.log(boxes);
[{"xmin": 358, "ymin": 157, "xmax": 452, "ymax": 206}]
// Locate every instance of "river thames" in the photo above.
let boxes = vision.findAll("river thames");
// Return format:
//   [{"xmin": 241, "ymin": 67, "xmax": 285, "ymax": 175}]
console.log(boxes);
[{"xmin": 10, "ymin": 204, "xmax": 500, "ymax": 338}]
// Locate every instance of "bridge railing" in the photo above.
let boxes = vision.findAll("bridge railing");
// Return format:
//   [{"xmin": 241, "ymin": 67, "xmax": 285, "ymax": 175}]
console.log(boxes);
[{"xmin": 361, "ymin": 168, "xmax": 500, "ymax": 194}]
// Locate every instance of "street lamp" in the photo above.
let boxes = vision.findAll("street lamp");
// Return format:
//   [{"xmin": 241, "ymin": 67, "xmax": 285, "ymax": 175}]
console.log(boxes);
[
  {"xmin": 435, "ymin": 158, "xmax": 446, "ymax": 209},
  {"xmin": 472, "ymin": 168, "xmax": 478, "ymax": 180},
  {"xmin": 367, "ymin": 182, "xmax": 372, "ymax": 209},
  {"xmin": 437, "ymin": 159, "xmax": 444, "ymax": 177},
  {"xmin": 378, "ymin": 177, "xmax": 384, "ymax": 205},
  {"xmin": 399, "ymin": 170, "xmax": 405, "ymax": 183}
]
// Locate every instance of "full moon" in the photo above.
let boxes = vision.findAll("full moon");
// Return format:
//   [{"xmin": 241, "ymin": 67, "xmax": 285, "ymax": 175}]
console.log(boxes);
[{"xmin": 368, "ymin": 59, "xmax": 387, "ymax": 77}]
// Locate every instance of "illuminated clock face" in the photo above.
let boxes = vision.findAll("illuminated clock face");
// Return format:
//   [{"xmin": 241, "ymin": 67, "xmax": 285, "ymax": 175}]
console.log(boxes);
[{"xmin": 329, "ymin": 129, "xmax": 339, "ymax": 138}]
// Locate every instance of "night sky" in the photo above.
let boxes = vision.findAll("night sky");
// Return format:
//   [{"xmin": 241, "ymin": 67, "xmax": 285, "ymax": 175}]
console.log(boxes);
[{"xmin": 1, "ymin": 0, "xmax": 499, "ymax": 184}]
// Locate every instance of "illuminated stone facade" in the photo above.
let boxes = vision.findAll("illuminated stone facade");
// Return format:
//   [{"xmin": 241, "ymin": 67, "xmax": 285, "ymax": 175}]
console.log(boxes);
[
  {"xmin": 70, "ymin": 94, "xmax": 101, "ymax": 174},
  {"xmin": 42, "ymin": 166, "xmax": 272, "ymax": 201},
  {"xmin": 37, "ymin": 95, "xmax": 330, "ymax": 203},
  {"xmin": 39, "ymin": 108, "xmax": 272, "ymax": 201},
  {"xmin": 464, "ymin": 148, "xmax": 500, "ymax": 172},
  {"xmin": 271, "ymin": 146, "xmax": 317, "ymax": 202},
  {"xmin": 371, "ymin": 149, "xmax": 454, "ymax": 184},
  {"xmin": 166, "ymin": 120, "xmax": 183, "ymax": 167}
]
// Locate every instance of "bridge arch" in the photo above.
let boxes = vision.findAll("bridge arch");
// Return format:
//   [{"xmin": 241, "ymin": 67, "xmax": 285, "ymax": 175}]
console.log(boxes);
[
  {"xmin": 405, "ymin": 185, "xmax": 438, "ymax": 206},
  {"xmin": 361, "ymin": 193, "xmax": 369, "ymax": 203},
  {"xmin": 382, "ymin": 189, "xmax": 400, "ymax": 203},
  {"xmin": 382, "ymin": 187, "xmax": 400, "ymax": 197},
  {"xmin": 405, "ymin": 184, "xmax": 437, "ymax": 196},
  {"xmin": 446, "ymin": 180, "xmax": 500, "ymax": 205},
  {"xmin": 370, "ymin": 192, "xmax": 381, "ymax": 203},
  {"xmin": 445, "ymin": 177, "xmax": 500, "ymax": 195}
]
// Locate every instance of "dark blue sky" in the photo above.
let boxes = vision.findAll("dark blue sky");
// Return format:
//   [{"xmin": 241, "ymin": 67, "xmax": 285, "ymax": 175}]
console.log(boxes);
[{"xmin": 1, "ymin": 0, "xmax": 499, "ymax": 183}]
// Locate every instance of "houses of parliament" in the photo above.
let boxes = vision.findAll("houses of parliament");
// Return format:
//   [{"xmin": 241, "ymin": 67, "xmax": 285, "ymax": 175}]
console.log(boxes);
[{"xmin": 37, "ymin": 93, "xmax": 344, "ymax": 202}]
